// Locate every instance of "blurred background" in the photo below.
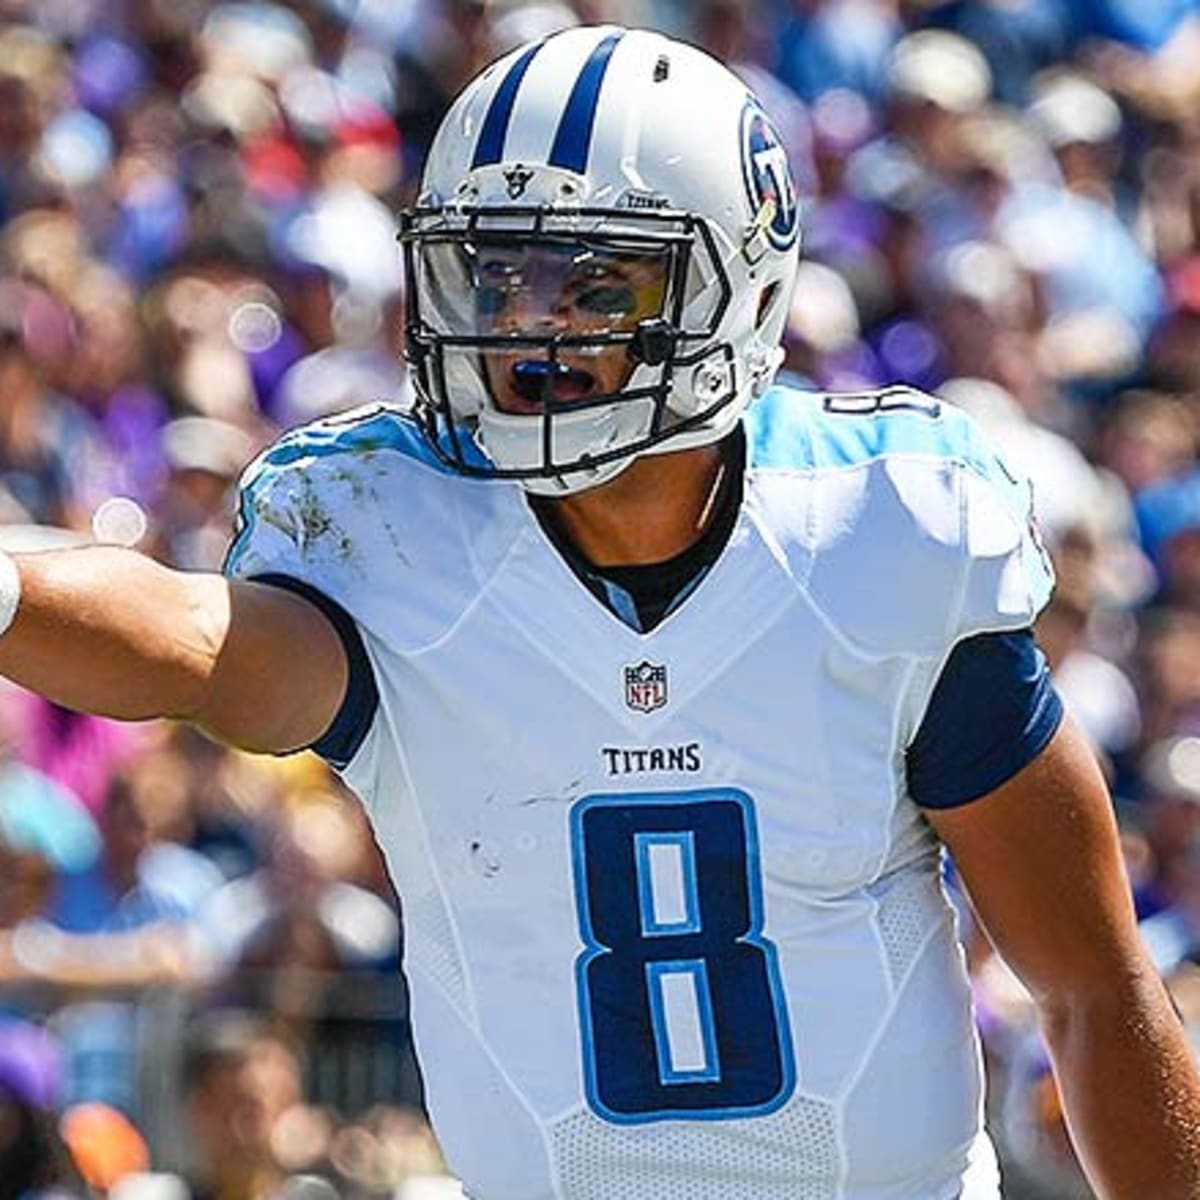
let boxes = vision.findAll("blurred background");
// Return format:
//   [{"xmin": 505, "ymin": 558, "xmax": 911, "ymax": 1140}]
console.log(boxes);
[{"xmin": 2, "ymin": 0, "xmax": 1200, "ymax": 1196}]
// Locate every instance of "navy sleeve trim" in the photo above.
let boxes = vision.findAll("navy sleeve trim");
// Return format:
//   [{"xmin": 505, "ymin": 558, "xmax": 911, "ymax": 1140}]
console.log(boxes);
[
  {"xmin": 907, "ymin": 628, "xmax": 1064, "ymax": 810},
  {"xmin": 250, "ymin": 573, "xmax": 379, "ymax": 770}
]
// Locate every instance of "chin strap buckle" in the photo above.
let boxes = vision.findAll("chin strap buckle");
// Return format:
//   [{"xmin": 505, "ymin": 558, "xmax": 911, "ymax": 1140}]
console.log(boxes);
[{"xmin": 628, "ymin": 318, "xmax": 678, "ymax": 367}]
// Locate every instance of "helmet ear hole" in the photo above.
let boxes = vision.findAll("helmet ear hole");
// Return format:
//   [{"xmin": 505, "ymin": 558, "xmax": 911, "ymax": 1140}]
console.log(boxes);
[{"xmin": 756, "ymin": 281, "xmax": 781, "ymax": 330}]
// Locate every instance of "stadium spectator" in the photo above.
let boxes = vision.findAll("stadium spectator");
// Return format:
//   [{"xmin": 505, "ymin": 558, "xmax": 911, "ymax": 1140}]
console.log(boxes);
[
  {"xmin": 59, "ymin": 1102, "xmax": 152, "ymax": 1197},
  {"xmin": 0, "ymin": 754, "xmax": 101, "ymax": 994},
  {"xmin": 201, "ymin": 787, "xmax": 400, "ymax": 1026},
  {"xmin": 0, "ymin": 1017, "xmax": 85, "ymax": 1200},
  {"xmin": 176, "ymin": 1010, "xmax": 333, "ymax": 1200}
]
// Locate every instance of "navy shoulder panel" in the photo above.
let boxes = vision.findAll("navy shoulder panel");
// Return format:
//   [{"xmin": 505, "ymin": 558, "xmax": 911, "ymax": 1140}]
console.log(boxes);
[
  {"xmin": 250, "ymin": 573, "xmax": 379, "ymax": 770},
  {"xmin": 907, "ymin": 629, "xmax": 1064, "ymax": 809}
]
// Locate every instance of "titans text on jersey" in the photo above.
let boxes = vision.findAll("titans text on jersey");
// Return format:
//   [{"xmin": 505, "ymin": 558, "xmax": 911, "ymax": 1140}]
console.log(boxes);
[{"xmin": 601, "ymin": 743, "xmax": 704, "ymax": 776}]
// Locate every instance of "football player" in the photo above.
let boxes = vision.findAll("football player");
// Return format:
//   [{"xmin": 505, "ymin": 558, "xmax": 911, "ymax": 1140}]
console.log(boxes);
[{"xmin": 0, "ymin": 26, "xmax": 1197, "ymax": 1200}]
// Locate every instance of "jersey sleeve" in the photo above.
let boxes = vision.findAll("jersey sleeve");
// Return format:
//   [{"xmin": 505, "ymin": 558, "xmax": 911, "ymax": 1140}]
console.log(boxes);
[
  {"xmin": 223, "ymin": 428, "xmax": 381, "ymax": 768},
  {"xmin": 903, "ymin": 410, "xmax": 1061, "ymax": 805},
  {"xmin": 225, "ymin": 433, "xmax": 343, "ymax": 585},
  {"xmin": 250, "ymin": 573, "xmax": 379, "ymax": 769},
  {"xmin": 906, "ymin": 629, "xmax": 1064, "ymax": 808}
]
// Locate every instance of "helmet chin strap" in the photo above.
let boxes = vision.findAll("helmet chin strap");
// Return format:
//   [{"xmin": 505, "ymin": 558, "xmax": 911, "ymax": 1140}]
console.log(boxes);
[
  {"xmin": 747, "ymin": 344, "xmax": 784, "ymax": 395},
  {"xmin": 628, "ymin": 318, "xmax": 679, "ymax": 367}
]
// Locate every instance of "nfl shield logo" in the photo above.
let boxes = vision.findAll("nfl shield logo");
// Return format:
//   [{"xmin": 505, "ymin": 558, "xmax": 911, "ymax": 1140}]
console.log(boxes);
[{"xmin": 624, "ymin": 661, "xmax": 668, "ymax": 713}]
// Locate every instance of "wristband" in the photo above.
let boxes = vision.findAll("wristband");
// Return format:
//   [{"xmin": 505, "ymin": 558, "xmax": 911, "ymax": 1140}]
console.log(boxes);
[{"xmin": 0, "ymin": 549, "xmax": 21, "ymax": 640}]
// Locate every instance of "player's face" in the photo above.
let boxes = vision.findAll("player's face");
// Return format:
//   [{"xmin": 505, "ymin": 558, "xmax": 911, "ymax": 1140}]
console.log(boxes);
[{"xmin": 472, "ymin": 241, "xmax": 669, "ymax": 414}]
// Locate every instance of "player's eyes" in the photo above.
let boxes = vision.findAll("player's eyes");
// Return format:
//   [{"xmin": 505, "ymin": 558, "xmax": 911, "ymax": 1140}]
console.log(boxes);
[
  {"xmin": 476, "ymin": 259, "xmax": 522, "ymax": 285},
  {"xmin": 572, "ymin": 282, "xmax": 638, "ymax": 317},
  {"xmin": 475, "ymin": 260, "xmax": 523, "ymax": 315},
  {"xmin": 476, "ymin": 285, "xmax": 512, "ymax": 317},
  {"xmin": 470, "ymin": 251, "xmax": 658, "ymax": 322}
]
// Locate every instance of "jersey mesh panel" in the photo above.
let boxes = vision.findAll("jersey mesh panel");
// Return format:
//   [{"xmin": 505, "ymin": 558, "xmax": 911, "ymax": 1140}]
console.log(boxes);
[
  {"xmin": 550, "ymin": 1094, "xmax": 840, "ymax": 1199},
  {"xmin": 407, "ymin": 890, "xmax": 472, "ymax": 1015},
  {"xmin": 871, "ymin": 869, "xmax": 943, "ymax": 989}
]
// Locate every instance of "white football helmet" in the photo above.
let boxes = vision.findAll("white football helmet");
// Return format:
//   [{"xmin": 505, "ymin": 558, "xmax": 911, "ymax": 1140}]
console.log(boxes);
[{"xmin": 400, "ymin": 25, "xmax": 801, "ymax": 494}]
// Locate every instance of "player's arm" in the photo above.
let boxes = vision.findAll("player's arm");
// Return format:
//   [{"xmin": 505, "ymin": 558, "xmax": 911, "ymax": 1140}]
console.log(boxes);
[
  {"xmin": 0, "ymin": 546, "xmax": 348, "ymax": 754},
  {"xmin": 926, "ymin": 716, "xmax": 1200, "ymax": 1199}
]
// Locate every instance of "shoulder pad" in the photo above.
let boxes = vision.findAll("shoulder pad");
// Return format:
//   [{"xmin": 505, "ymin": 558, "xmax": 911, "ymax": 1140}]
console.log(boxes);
[
  {"xmin": 225, "ymin": 406, "xmax": 522, "ymax": 651},
  {"xmin": 746, "ymin": 385, "xmax": 1054, "ymax": 656}
]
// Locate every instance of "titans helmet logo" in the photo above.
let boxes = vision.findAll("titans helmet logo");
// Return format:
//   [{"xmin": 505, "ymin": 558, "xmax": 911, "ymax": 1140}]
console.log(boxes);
[{"xmin": 740, "ymin": 103, "xmax": 799, "ymax": 251}]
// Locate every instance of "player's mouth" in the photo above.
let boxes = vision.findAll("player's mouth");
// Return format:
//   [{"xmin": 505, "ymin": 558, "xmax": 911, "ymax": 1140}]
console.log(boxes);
[{"xmin": 507, "ymin": 360, "xmax": 598, "ymax": 411}]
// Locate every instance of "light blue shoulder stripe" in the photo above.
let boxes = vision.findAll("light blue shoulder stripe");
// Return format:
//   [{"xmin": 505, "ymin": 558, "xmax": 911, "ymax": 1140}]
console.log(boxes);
[
  {"xmin": 253, "ymin": 406, "xmax": 453, "ymax": 472},
  {"xmin": 225, "ymin": 407, "xmax": 471, "ymax": 575},
  {"xmin": 745, "ymin": 384, "xmax": 996, "ymax": 480}
]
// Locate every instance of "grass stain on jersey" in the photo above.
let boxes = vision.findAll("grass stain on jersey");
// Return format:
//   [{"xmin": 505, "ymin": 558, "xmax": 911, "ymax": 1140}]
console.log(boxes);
[
  {"xmin": 292, "ymin": 474, "xmax": 361, "ymax": 567},
  {"xmin": 329, "ymin": 464, "xmax": 370, "ymax": 504},
  {"xmin": 254, "ymin": 497, "xmax": 302, "ymax": 543}
]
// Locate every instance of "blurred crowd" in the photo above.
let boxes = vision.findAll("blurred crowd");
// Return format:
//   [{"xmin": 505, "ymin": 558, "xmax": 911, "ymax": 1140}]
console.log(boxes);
[{"xmin": 2, "ymin": 0, "xmax": 1200, "ymax": 1196}]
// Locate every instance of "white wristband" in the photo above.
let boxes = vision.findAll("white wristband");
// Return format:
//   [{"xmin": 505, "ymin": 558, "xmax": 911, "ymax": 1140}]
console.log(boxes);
[{"xmin": 0, "ymin": 549, "xmax": 21, "ymax": 640}]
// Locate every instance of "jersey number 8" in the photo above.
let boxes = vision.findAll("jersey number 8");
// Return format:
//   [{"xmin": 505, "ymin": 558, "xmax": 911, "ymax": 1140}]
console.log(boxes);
[{"xmin": 570, "ymin": 789, "xmax": 796, "ymax": 1123}]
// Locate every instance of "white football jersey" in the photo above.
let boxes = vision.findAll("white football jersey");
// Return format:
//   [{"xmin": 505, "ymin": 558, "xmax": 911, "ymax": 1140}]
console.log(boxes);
[{"xmin": 227, "ymin": 385, "xmax": 1054, "ymax": 1200}]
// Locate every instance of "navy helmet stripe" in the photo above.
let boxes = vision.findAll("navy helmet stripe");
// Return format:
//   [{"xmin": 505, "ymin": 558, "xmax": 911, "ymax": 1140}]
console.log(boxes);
[
  {"xmin": 472, "ymin": 40, "xmax": 547, "ymax": 169},
  {"xmin": 548, "ymin": 31, "xmax": 624, "ymax": 173}
]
